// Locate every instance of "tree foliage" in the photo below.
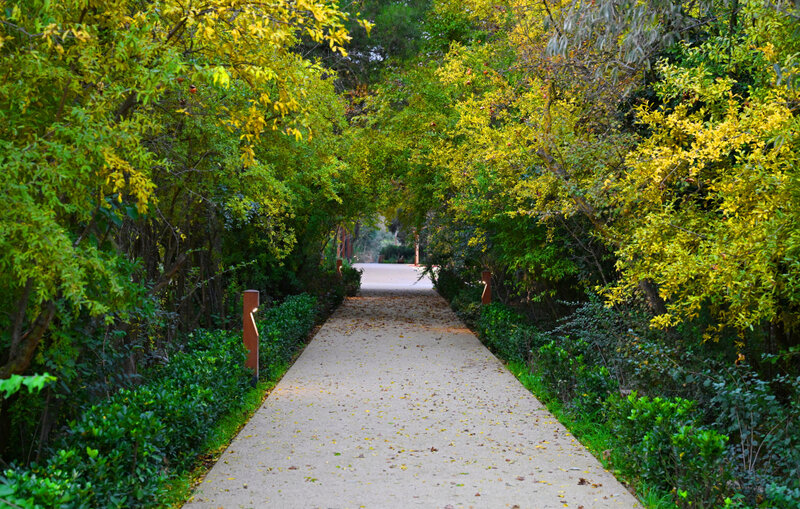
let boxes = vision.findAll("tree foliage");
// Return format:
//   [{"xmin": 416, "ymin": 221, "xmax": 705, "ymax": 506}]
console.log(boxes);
[
  {"xmin": 368, "ymin": 0, "xmax": 800, "ymax": 345},
  {"xmin": 0, "ymin": 0, "xmax": 378, "ymax": 463}
]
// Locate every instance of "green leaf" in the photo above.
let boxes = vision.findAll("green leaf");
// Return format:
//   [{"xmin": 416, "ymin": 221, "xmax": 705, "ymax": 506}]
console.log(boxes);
[{"xmin": 0, "ymin": 375, "xmax": 23, "ymax": 398}]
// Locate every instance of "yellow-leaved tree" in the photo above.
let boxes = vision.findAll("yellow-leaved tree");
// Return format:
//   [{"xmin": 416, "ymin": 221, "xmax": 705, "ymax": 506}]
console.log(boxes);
[{"xmin": 0, "ymin": 0, "xmax": 355, "ymax": 376}]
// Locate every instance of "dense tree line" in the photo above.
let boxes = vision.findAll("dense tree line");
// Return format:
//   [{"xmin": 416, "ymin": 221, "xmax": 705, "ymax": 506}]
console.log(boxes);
[
  {"xmin": 360, "ymin": 0, "xmax": 800, "ymax": 505},
  {"xmin": 0, "ymin": 0, "xmax": 378, "ymax": 467},
  {"xmin": 366, "ymin": 0, "xmax": 800, "ymax": 363},
  {"xmin": 3, "ymin": 0, "xmax": 800, "ymax": 506}
]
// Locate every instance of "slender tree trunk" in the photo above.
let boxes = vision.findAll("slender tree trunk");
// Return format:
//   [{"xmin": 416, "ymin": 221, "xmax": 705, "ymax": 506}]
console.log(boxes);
[
  {"xmin": 638, "ymin": 279, "xmax": 668, "ymax": 316},
  {"xmin": 1, "ymin": 301, "xmax": 57, "ymax": 379}
]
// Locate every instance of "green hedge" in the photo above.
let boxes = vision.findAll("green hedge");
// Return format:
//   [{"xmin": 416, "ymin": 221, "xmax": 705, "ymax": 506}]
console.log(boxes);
[
  {"xmin": 455, "ymin": 296, "xmax": 800, "ymax": 508},
  {"xmin": 379, "ymin": 244, "xmax": 414, "ymax": 262},
  {"xmin": 0, "ymin": 294, "xmax": 324, "ymax": 509},
  {"xmin": 258, "ymin": 294, "xmax": 318, "ymax": 379},
  {"xmin": 476, "ymin": 303, "xmax": 534, "ymax": 363}
]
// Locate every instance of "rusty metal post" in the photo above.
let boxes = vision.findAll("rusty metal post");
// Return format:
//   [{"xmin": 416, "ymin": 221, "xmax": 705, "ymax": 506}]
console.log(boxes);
[
  {"xmin": 336, "ymin": 259, "xmax": 343, "ymax": 277},
  {"xmin": 346, "ymin": 231, "xmax": 353, "ymax": 260},
  {"xmin": 243, "ymin": 290, "xmax": 259, "ymax": 386},
  {"xmin": 414, "ymin": 232, "xmax": 420, "ymax": 266},
  {"xmin": 481, "ymin": 271, "xmax": 492, "ymax": 305}
]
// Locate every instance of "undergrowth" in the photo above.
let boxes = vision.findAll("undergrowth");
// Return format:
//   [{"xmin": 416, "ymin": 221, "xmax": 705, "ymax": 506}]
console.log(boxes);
[
  {"xmin": 0, "ymin": 271, "xmax": 360, "ymax": 508},
  {"xmin": 437, "ymin": 271, "xmax": 800, "ymax": 509}
]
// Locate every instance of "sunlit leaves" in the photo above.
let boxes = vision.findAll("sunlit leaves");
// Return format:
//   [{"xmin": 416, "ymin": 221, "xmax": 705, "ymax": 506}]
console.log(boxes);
[
  {"xmin": 606, "ymin": 45, "xmax": 800, "ymax": 335},
  {"xmin": 0, "ymin": 373, "xmax": 56, "ymax": 399}
]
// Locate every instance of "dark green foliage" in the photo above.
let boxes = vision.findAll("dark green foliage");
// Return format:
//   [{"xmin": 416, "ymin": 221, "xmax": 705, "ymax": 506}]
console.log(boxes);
[
  {"xmin": 536, "ymin": 339, "xmax": 617, "ymax": 416},
  {"xmin": 431, "ymin": 268, "xmax": 465, "ymax": 303},
  {"xmin": 670, "ymin": 426, "xmax": 730, "ymax": 507},
  {"xmin": 379, "ymin": 244, "xmax": 415, "ymax": 263},
  {"xmin": 0, "ymin": 295, "xmax": 323, "ymax": 508},
  {"xmin": 1, "ymin": 329, "xmax": 247, "ymax": 507},
  {"xmin": 440, "ymin": 285, "xmax": 800, "ymax": 507},
  {"xmin": 341, "ymin": 265, "xmax": 363, "ymax": 297},
  {"xmin": 147, "ymin": 330, "xmax": 251, "ymax": 468},
  {"xmin": 432, "ymin": 269, "xmax": 482, "ymax": 325},
  {"xmin": 476, "ymin": 303, "xmax": 534, "ymax": 363},
  {"xmin": 258, "ymin": 294, "xmax": 318, "ymax": 379},
  {"xmin": 300, "ymin": 268, "xmax": 347, "ymax": 312},
  {"xmin": 486, "ymin": 214, "xmax": 588, "ymax": 305},
  {"xmin": 706, "ymin": 367, "xmax": 800, "ymax": 506},
  {"xmin": 528, "ymin": 297, "xmax": 628, "ymax": 415}
]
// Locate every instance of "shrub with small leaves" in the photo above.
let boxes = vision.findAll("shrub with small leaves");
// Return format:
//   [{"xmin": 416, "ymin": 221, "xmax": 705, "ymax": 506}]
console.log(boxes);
[
  {"xmin": 606, "ymin": 392, "xmax": 731, "ymax": 507},
  {"xmin": 477, "ymin": 303, "xmax": 534, "ymax": 363},
  {"xmin": 533, "ymin": 334, "xmax": 618, "ymax": 416},
  {"xmin": 257, "ymin": 293, "xmax": 318, "ymax": 379},
  {"xmin": 607, "ymin": 393, "xmax": 698, "ymax": 486},
  {"xmin": 707, "ymin": 366, "xmax": 800, "ymax": 505},
  {"xmin": 341, "ymin": 265, "xmax": 363, "ymax": 296},
  {"xmin": 0, "ymin": 328, "xmax": 251, "ymax": 507}
]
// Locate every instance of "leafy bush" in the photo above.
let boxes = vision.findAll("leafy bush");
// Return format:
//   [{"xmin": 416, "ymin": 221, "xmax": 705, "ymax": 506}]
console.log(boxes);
[
  {"xmin": 607, "ymin": 393, "xmax": 729, "ymax": 507},
  {"xmin": 301, "ymin": 268, "xmax": 346, "ymax": 311},
  {"xmin": 258, "ymin": 293, "xmax": 318, "ymax": 379},
  {"xmin": 0, "ymin": 464, "xmax": 88, "ymax": 509},
  {"xmin": 150, "ymin": 329, "xmax": 251, "ymax": 467},
  {"xmin": 435, "ymin": 269, "xmax": 482, "ymax": 325},
  {"xmin": 477, "ymin": 303, "xmax": 533, "ymax": 363},
  {"xmin": 536, "ymin": 339, "xmax": 617, "ymax": 416},
  {"xmin": 607, "ymin": 393, "xmax": 698, "ymax": 484},
  {"xmin": 707, "ymin": 367, "xmax": 800, "ymax": 505},
  {"xmin": 0, "ymin": 294, "xmax": 322, "ymax": 508},
  {"xmin": 56, "ymin": 389, "xmax": 169, "ymax": 506},
  {"xmin": 0, "ymin": 329, "xmax": 249, "ymax": 507},
  {"xmin": 432, "ymin": 268, "xmax": 464, "ymax": 302},
  {"xmin": 379, "ymin": 244, "xmax": 414, "ymax": 262},
  {"xmin": 671, "ymin": 425, "xmax": 729, "ymax": 507},
  {"xmin": 765, "ymin": 482, "xmax": 800, "ymax": 508},
  {"xmin": 341, "ymin": 265, "xmax": 362, "ymax": 297}
]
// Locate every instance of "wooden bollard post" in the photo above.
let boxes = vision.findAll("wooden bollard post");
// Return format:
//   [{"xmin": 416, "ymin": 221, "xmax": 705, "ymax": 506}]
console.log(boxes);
[
  {"xmin": 481, "ymin": 270, "xmax": 492, "ymax": 305},
  {"xmin": 336, "ymin": 259, "xmax": 343, "ymax": 277},
  {"xmin": 414, "ymin": 232, "xmax": 420, "ymax": 267},
  {"xmin": 243, "ymin": 290, "xmax": 259, "ymax": 386}
]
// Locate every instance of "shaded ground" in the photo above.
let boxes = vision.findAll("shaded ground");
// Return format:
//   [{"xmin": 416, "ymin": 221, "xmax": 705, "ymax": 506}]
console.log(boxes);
[{"xmin": 185, "ymin": 264, "xmax": 640, "ymax": 509}]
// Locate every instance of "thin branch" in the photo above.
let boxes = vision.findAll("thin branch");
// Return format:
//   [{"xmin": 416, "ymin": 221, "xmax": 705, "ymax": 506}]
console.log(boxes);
[
  {"xmin": 668, "ymin": 222, "xmax": 707, "ymax": 240},
  {"xmin": 0, "ymin": 20, "xmax": 42, "ymax": 38}
]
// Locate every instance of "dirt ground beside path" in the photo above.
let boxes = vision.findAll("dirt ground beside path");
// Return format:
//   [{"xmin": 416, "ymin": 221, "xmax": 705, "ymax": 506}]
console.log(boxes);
[{"xmin": 184, "ymin": 264, "xmax": 640, "ymax": 509}]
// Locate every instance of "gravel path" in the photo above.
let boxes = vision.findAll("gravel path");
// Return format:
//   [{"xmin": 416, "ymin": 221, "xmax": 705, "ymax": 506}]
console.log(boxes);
[{"xmin": 185, "ymin": 264, "xmax": 640, "ymax": 509}]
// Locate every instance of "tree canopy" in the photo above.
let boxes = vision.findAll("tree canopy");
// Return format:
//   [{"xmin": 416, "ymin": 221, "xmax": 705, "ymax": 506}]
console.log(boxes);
[{"xmin": 3, "ymin": 0, "xmax": 800, "ymax": 505}]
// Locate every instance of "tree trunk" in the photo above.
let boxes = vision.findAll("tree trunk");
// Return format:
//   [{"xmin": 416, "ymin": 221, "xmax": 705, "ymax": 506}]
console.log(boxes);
[
  {"xmin": 0, "ymin": 301, "xmax": 57, "ymax": 379},
  {"xmin": 638, "ymin": 279, "xmax": 668, "ymax": 316}
]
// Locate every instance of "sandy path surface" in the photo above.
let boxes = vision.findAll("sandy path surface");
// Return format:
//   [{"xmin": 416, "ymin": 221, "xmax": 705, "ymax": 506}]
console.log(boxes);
[{"xmin": 185, "ymin": 264, "xmax": 640, "ymax": 509}]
